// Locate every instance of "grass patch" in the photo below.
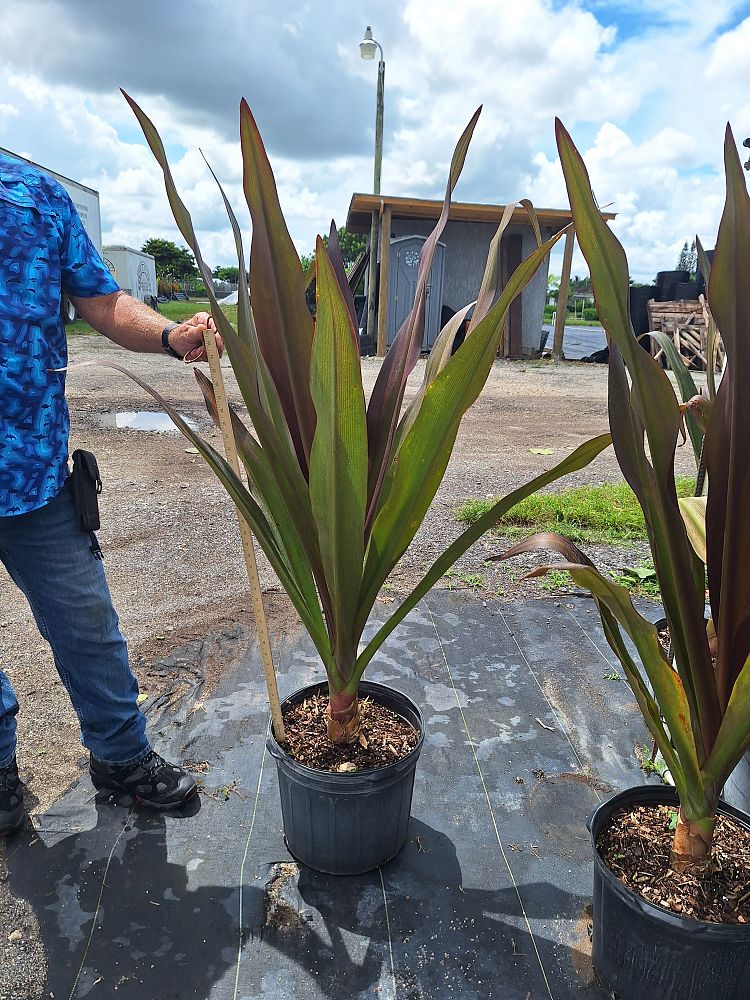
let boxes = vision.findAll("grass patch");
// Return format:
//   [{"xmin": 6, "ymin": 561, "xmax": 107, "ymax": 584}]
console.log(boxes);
[
  {"xmin": 456, "ymin": 479, "xmax": 696, "ymax": 545},
  {"xmin": 66, "ymin": 299, "xmax": 238, "ymax": 336}
]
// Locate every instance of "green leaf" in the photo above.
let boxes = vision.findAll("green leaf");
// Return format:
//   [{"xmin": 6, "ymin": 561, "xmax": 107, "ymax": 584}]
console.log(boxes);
[
  {"xmin": 499, "ymin": 532, "xmax": 709, "ymax": 817},
  {"xmin": 326, "ymin": 221, "xmax": 358, "ymax": 329},
  {"xmin": 355, "ymin": 433, "xmax": 612, "ymax": 675},
  {"xmin": 358, "ymin": 227, "xmax": 566, "ymax": 632},
  {"xmin": 85, "ymin": 359, "xmax": 331, "ymax": 665},
  {"xmin": 365, "ymin": 108, "xmax": 483, "ymax": 532},
  {"xmin": 703, "ymin": 653, "xmax": 750, "ymax": 791},
  {"xmin": 678, "ymin": 497, "xmax": 707, "ymax": 564},
  {"xmin": 556, "ymin": 118, "xmax": 720, "ymax": 762},
  {"xmin": 648, "ymin": 331, "xmax": 703, "ymax": 468},
  {"xmin": 703, "ymin": 125, "xmax": 750, "ymax": 710},
  {"xmin": 469, "ymin": 202, "xmax": 518, "ymax": 332},
  {"xmin": 308, "ymin": 240, "xmax": 368, "ymax": 682},
  {"xmin": 618, "ymin": 565, "xmax": 657, "ymax": 581},
  {"xmin": 193, "ymin": 370, "xmax": 331, "ymax": 665},
  {"xmin": 124, "ymin": 93, "xmax": 316, "ymax": 593},
  {"xmin": 240, "ymin": 98, "xmax": 317, "ymax": 471},
  {"xmin": 196, "ymin": 155, "xmax": 332, "ymax": 616}
]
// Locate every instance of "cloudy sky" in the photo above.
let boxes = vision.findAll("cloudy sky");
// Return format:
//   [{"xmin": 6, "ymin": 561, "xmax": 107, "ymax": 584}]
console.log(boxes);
[{"xmin": 1, "ymin": 0, "xmax": 748, "ymax": 281}]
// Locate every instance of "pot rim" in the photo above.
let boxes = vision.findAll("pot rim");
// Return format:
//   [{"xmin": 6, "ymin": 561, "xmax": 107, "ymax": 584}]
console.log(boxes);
[
  {"xmin": 266, "ymin": 679, "xmax": 425, "ymax": 779},
  {"xmin": 588, "ymin": 783, "xmax": 750, "ymax": 937}
]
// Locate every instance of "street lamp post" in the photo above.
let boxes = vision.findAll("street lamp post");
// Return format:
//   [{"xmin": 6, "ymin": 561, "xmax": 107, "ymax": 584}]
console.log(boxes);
[{"xmin": 360, "ymin": 26, "xmax": 385, "ymax": 354}]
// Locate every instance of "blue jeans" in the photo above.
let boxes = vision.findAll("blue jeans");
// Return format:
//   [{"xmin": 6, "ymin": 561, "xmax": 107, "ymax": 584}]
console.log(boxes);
[{"xmin": 0, "ymin": 486, "xmax": 150, "ymax": 769}]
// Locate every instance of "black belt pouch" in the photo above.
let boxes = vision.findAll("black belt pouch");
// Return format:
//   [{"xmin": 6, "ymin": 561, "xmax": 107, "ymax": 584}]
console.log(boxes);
[{"xmin": 67, "ymin": 449, "xmax": 103, "ymax": 559}]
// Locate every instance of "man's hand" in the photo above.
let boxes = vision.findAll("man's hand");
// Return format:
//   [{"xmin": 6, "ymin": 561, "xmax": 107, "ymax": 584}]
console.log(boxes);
[
  {"xmin": 69, "ymin": 291, "xmax": 225, "ymax": 361},
  {"xmin": 168, "ymin": 312, "xmax": 224, "ymax": 364}
]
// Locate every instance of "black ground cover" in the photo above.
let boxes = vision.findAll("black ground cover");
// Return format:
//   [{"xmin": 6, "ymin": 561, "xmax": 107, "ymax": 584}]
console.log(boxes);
[{"xmin": 5, "ymin": 593, "xmax": 655, "ymax": 999}]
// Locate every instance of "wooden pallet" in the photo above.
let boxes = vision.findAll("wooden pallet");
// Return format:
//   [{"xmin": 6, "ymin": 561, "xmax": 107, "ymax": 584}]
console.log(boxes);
[{"xmin": 647, "ymin": 298, "xmax": 720, "ymax": 371}]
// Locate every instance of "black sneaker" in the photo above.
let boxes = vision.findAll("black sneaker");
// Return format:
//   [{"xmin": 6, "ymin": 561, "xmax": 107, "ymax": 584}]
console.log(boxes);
[
  {"xmin": 90, "ymin": 750, "xmax": 197, "ymax": 810},
  {"xmin": 0, "ymin": 758, "xmax": 25, "ymax": 836}
]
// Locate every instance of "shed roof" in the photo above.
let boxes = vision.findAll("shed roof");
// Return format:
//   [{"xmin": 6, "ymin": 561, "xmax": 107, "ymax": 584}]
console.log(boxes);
[{"xmin": 345, "ymin": 192, "xmax": 615, "ymax": 234}]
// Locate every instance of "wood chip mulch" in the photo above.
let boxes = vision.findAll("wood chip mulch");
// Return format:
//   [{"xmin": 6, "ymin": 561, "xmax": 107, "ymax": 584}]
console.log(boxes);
[
  {"xmin": 598, "ymin": 804, "xmax": 750, "ymax": 924},
  {"xmin": 280, "ymin": 694, "xmax": 419, "ymax": 773}
]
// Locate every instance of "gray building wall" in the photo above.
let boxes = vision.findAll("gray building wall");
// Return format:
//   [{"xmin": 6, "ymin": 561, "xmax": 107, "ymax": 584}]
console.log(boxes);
[{"xmin": 387, "ymin": 217, "xmax": 552, "ymax": 356}]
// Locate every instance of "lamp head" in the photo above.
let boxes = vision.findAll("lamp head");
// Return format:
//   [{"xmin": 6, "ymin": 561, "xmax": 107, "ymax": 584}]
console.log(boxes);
[{"xmin": 360, "ymin": 26, "xmax": 377, "ymax": 60}]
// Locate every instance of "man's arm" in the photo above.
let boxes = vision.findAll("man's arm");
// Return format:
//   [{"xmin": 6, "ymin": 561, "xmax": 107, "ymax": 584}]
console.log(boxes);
[{"xmin": 70, "ymin": 290, "xmax": 223, "ymax": 362}]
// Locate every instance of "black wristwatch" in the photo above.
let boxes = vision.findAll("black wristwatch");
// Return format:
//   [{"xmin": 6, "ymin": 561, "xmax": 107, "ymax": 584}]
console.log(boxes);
[{"xmin": 161, "ymin": 323, "xmax": 183, "ymax": 360}]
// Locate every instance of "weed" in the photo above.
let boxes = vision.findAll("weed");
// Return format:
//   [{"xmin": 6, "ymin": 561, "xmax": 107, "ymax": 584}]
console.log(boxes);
[
  {"xmin": 611, "ymin": 560, "xmax": 661, "ymax": 600},
  {"xmin": 444, "ymin": 568, "xmax": 485, "ymax": 591},
  {"xmin": 603, "ymin": 672, "xmax": 621, "ymax": 682},
  {"xmin": 634, "ymin": 743, "xmax": 673, "ymax": 785},
  {"xmin": 538, "ymin": 569, "xmax": 573, "ymax": 592}
]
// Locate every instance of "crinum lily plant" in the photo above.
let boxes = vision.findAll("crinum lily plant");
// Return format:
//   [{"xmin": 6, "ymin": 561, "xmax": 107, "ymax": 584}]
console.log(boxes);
[
  {"xmin": 119, "ymin": 93, "xmax": 609, "ymax": 746},
  {"xmin": 499, "ymin": 122, "xmax": 750, "ymax": 872}
]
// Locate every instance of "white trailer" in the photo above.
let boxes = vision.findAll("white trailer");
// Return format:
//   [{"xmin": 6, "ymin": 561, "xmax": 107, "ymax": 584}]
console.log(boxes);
[
  {"xmin": 0, "ymin": 146, "xmax": 104, "ymax": 322},
  {"xmin": 102, "ymin": 246, "xmax": 157, "ymax": 307}
]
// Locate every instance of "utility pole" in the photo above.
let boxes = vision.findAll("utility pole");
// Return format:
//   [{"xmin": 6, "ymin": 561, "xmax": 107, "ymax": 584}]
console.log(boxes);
[{"xmin": 360, "ymin": 27, "xmax": 385, "ymax": 354}]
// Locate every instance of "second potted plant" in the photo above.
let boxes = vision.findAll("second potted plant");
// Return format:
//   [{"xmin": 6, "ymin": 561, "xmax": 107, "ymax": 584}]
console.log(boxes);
[{"xmin": 499, "ymin": 122, "xmax": 750, "ymax": 998}]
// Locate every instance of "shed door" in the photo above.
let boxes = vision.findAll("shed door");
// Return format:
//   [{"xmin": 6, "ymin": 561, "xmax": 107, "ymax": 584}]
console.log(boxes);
[{"xmin": 387, "ymin": 237, "xmax": 446, "ymax": 350}]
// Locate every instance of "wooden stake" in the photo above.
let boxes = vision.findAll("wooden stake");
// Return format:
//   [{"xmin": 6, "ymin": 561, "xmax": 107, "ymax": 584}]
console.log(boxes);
[
  {"xmin": 553, "ymin": 228, "xmax": 575, "ymax": 361},
  {"xmin": 201, "ymin": 330, "xmax": 286, "ymax": 742}
]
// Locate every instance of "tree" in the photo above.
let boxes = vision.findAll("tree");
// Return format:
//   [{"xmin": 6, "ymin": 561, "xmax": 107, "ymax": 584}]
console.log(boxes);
[
  {"xmin": 212, "ymin": 265, "xmax": 240, "ymax": 283},
  {"xmin": 299, "ymin": 228, "xmax": 366, "ymax": 272},
  {"xmin": 142, "ymin": 238, "xmax": 198, "ymax": 280},
  {"xmin": 335, "ymin": 228, "xmax": 366, "ymax": 268},
  {"xmin": 676, "ymin": 238, "xmax": 698, "ymax": 274}
]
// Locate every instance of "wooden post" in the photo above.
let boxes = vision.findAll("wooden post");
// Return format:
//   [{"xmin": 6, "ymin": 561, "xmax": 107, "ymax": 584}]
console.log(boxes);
[
  {"xmin": 553, "ymin": 228, "xmax": 575, "ymax": 361},
  {"xmin": 376, "ymin": 204, "xmax": 391, "ymax": 356},
  {"xmin": 507, "ymin": 234, "xmax": 524, "ymax": 357},
  {"xmin": 366, "ymin": 211, "xmax": 380, "ymax": 354}
]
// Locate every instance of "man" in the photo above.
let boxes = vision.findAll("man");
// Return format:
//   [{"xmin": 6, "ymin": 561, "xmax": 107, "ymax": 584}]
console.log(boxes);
[{"xmin": 0, "ymin": 151, "xmax": 222, "ymax": 835}]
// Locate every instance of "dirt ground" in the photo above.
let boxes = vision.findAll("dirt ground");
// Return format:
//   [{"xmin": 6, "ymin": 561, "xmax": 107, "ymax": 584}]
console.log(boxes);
[{"xmin": 1, "ymin": 337, "xmax": 699, "ymax": 813}]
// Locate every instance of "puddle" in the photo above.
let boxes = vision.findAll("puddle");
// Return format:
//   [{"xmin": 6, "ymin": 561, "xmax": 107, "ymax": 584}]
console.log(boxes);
[{"xmin": 98, "ymin": 411, "xmax": 198, "ymax": 434}]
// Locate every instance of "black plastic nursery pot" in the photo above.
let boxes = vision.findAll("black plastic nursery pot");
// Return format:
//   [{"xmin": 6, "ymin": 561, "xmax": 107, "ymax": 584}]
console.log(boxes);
[
  {"xmin": 267, "ymin": 680, "xmax": 425, "ymax": 875},
  {"xmin": 588, "ymin": 785, "xmax": 750, "ymax": 1000}
]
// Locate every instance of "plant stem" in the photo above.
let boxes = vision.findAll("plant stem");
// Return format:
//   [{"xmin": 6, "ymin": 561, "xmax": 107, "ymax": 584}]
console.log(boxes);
[
  {"xmin": 670, "ymin": 808, "xmax": 717, "ymax": 872},
  {"xmin": 326, "ymin": 688, "xmax": 362, "ymax": 744}
]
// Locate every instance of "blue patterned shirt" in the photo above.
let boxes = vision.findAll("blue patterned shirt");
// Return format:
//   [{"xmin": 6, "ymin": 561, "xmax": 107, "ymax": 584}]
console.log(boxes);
[{"xmin": 0, "ymin": 154, "xmax": 119, "ymax": 516}]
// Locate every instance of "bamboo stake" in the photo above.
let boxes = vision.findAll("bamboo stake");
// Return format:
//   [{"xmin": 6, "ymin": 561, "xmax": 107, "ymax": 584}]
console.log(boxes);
[{"xmin": 201, "ymin": 329, "xmax": 286, "ymax": 741}]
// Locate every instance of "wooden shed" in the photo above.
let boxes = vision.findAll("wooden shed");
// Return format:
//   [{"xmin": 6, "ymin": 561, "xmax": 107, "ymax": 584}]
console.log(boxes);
[{"xmin": 346, "ymin": 194, "xmax": 613, "ymax": 358}]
